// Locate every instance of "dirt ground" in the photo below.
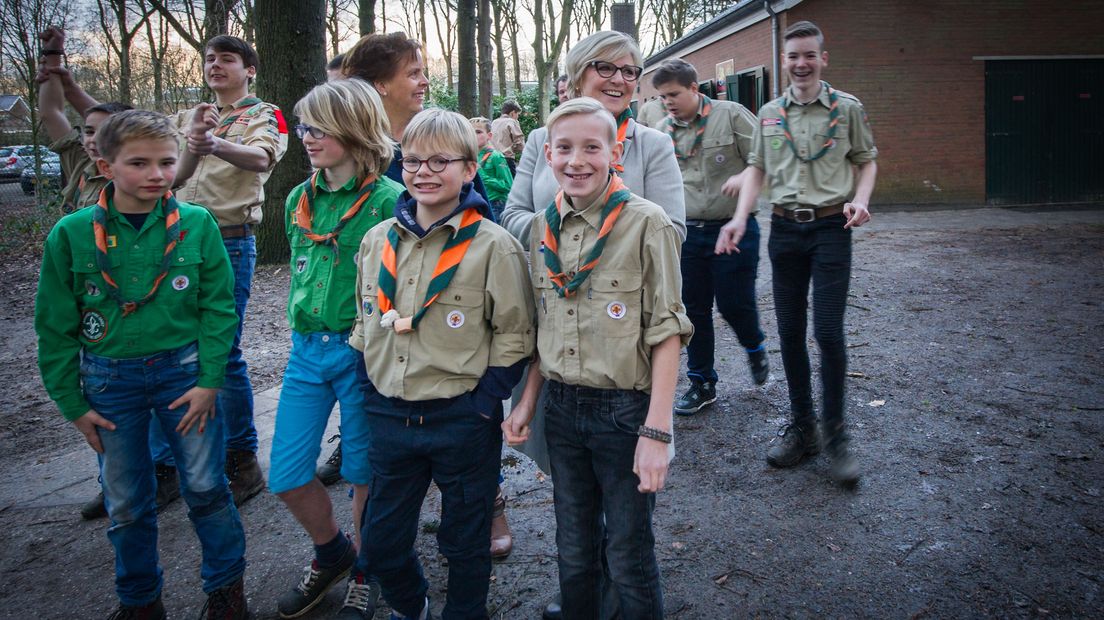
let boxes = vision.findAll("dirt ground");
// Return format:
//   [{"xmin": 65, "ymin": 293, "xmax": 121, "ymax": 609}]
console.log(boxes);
[{"xmin": 0, "ymin": 181, "xmax": 1101, "ymax": 619}]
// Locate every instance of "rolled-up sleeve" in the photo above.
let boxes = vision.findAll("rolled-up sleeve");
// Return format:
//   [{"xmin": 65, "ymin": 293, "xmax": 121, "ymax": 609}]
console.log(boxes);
[
  {"xmin": 485, "ymin": 238, "xmax": 536, "ymax": 366},
  {"xmin": 640, "ymin": 222, "xmax": 693, "ymax": 347}
]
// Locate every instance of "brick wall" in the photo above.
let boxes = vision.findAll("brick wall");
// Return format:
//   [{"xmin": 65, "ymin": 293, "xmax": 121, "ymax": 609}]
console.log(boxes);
[{"xmin": 642, "ymin": 0, "xmax": 1104, "ymax": 204}]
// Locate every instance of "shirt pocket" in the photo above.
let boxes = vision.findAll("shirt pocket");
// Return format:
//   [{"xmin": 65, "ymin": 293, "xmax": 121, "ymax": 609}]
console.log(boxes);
[
  {"xmin": 164, "ymin": 245, "xmax": 203, "ymax": 300},
  {"xmin": 71, "ymin": 251, "xmax": 117, "ymax": 305},
  {"xmin": 290, "ymin": 236, "xmax": 315, "ymax": 281},
  {"xmin": 435, "ymin": 285, "xmax": 487, "ymax": 350},
  {"xmin": 815, "ymin": 125, "xmax": 851, "ymax": 171},
  {"xmin": 702, "ymin": 133, "xmax": 741, "ymax": 172},
  {"xmin": 587, "ymin": 270, "xmax": 643, "ymax": 338}
]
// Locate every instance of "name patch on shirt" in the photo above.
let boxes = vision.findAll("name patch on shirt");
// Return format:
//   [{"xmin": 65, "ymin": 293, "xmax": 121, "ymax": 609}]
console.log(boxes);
[{"xmin": 761, "ymin": 118, "xmax": 782, "ymax": 126}]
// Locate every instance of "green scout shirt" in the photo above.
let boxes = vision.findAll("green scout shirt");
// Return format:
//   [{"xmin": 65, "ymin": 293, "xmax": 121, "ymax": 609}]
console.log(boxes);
[
  {"xmin": 528, "ymin": 187, "xmax": 693, "ymax": 392},
  {"xmin": 477, "ymin": 147, "xmax": 513, "ymax": 204},
  {"xmin": 670, "ymin": 96, "xmax": 756, "ymax": 220},
  {"xmin": 285, "ymin": 174, "xmax": 402, "ymax": 334},
  {"xmin": 49, "ymin": 128, "xmax": 108, "ymax": 212},
  {"xmin": 351, "ymin": 215, "xmax": 535, "ymax": 402},
  {"xmin": 173, "ymin": 95, "xmax": 289, "ymax": 226},
  {"xmin": 748, "ymin": 84, "xmax": 878, "ymax": 208},
  {"xmin": 35, "ymin": 195, "xmax": 238, "ymax": 421}
]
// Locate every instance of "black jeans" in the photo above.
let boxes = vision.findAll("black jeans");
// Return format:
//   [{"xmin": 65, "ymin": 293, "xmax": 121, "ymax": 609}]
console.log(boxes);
[
  {"xmin": 681, "ymin": 218, "xmax": 765, "ymax": 384},
  {"xmin": 768, "ymin": 213, "xmax": 852, "ymax": 444},
  {"xmin": 544, "ymin": 381, "xmax": 663, "ymax": 620}
]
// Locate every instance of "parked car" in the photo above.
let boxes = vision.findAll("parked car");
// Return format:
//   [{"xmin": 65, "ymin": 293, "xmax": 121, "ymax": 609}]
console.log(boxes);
[
  {"xmin": 20, "ymin": 154, "xmax": 63, "ymax": 196},
  {"xmin": 0, "ymin": 145, "xmax": 54, "ymax": 182}
]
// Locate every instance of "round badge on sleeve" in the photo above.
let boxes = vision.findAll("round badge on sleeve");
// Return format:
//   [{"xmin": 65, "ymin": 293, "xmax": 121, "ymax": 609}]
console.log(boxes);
[
  {"xmin": 606, "ymin": 301, "xmax": 627, "ymax": 320},
  {"xmin": 362, "ymin": 298, "xmax": 374, "ymax": 317},
  {"xmin": 172, "ymin": 275, "xmax": 190, "ymax": 291},
  {"xmin": 81, "ymin": 310, "xmax": 108, "ymax": 342},
  {"xmin": 446, "ymin": 310, "xmax": 465, "ymax": 328}
]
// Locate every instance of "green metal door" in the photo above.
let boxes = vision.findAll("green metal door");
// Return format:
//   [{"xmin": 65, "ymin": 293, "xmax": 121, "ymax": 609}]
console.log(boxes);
[{"xmin": 986, "ymin": 59, "xmax": 1104, "ymax": 204}]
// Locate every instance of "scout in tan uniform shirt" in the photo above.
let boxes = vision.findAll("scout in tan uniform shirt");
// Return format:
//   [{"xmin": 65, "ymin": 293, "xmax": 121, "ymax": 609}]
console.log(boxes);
[
  {"xmin": 490, "ymin": 99, "xmax": 525, "ymax": 173},
  {"xmin": 718, "ymin": 20, "xmax": 878, "ymax": 486},
  {"xmin": 651, "ymin": 58, "xmax": 772, "ymax": 416},
  {"xmin": 348, "ymin": 109, "xmax": 533, "ymax": 620},
  {"xmin": 504, "ymin": 98, "xmax": 692, "ymax": 619},
  {"xmin": 171, "ymin": 35, "xmax": 289, "ymax": 506}
]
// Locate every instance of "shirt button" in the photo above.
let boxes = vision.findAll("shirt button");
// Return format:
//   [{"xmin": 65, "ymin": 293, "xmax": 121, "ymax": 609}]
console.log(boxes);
[
  {"xmin": 454, "ymin": 295, "xmax": 461, "ymax": 301},
  {"xmin": 322, "ymin": 334, "xmax": 330, "ymax": 342},
  {"xmin": 313, "ymin": 308, "xmax": 319, "ymax": 314},
  {"xmin": 133, "ymin": 245, "xmax": 140, "ymax": 250},
  {"xmin": 568, "ymin": 348, "xmax": 575, "ymax": 355},
  {"xmin": 322, "ymin": 255, "xmax": 329, "ymax": 261},
  {"xmin": 398, "ymin": 356, "xmax": 405, "ymax": 363},
  {"xmin": 317, "ymin": 282, "xmax": 324, "ymax": 288},
  {"xmin": 572, "ymin": 234, "xmax": 580, "ymax": 241},
  {"xmin": 416, "ymin": 243, "xmax": 423, "ymax": 249},
  {"xmin": 131, "ymin": 276, "xmax": 138, "ymax": 282},
  {"xmin": 611, "ymin": 280, "xmax": 618, "ymax": 287},
  {"xmin": 178, "ymin": 257, "xmax": 185, "ymax": 262},
  {"xmin": 408, "ymin": 278, "xmax": 415, "ymax": 285},
  {"xmin": 567, "ymin": 309, "xmax": 574, "ymax": 315}
]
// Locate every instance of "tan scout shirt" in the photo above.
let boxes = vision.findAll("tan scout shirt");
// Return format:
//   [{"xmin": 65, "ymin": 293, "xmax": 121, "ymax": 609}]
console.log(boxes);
[
  {"xmin": 351, "ymin": 214, "xmax": 535, "ymax": 401},
  {"xmin": 172, "ymin": 96, "xmax": 289, "ymax": 226},
  {"xmin": 49, "ymin": 128, "xmax": 107, "ymax": 211},
  {"xmin": 670, "ymin": 96, "xmax": 756, "ymax": 220},
  {"xmin": 748, "ymin": 84, "xmax": 877, "ymax": 208},
  {"xmin": 490, "ymin": 115, "xmax": 524, "ymax": 159},
  {"xmin": 529, "ymin": 189, "xmax": 692, "ymax": 392}
]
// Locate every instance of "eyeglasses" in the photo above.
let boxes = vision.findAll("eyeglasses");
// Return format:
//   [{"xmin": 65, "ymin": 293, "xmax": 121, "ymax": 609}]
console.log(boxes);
[
  {"xmin": 293, "ymin": 124, "xmax": 326, "ymax": 140},
  {"xmin": 400, "ymin": 155, "xmax": 468, "ymax": 173},
  {"xmin": 588, "ymin": 61, "xmax": 643, "ymax": 82}
]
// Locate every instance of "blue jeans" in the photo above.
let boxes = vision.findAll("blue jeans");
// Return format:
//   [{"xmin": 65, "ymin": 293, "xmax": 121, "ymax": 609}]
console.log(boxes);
[
  {"xmin": 356, "ymin": 389, "xmax": 501, "ymax": 619},
  {"xmin": 269, "ymin": 331, "xmax": 371, "ymax": 493},
  {"xmin": 544, "ymin": 381, "xmax": 663, "ymax": 620},
  {"xmin": 220, "ymin": 234, "xmax": 258, "ymax": 452},
  {"xmin": 767, "ymin": 213, "xmax": 852, "ymax": 444},
  {"xmin": 82, "ymin": 343, "xmax": 246, "ymax": 606},
  {"xmin": 681, "ymin": 218, "xmax": 765, "ymax": 384}
]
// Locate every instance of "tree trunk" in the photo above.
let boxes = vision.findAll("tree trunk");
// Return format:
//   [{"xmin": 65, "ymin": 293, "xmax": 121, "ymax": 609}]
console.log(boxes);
[
  {"xmin": 492, "ymin": 0, "xmax": 506, "ymax": 97},
  {"xmin": 359, "ymin": 0, "xmax": 375, "ymax": 35},
  {"xmin": 253, "ymin": 0, "xmax": 326, "ymax": 264},
  {"xmin": 456, "ymin": 0, "xmax": 476, "ymax": 116},
  {"xmin": 477, "ymin": 0, "xmax": 492, "ymax": 116},
  {"xmin": 203, "ymin": 0, "xmax": 238, "ymax": 39}
]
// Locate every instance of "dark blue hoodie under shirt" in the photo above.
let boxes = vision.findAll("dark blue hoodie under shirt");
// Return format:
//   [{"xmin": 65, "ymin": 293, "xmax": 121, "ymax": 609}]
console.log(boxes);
[{"xmin": 360, "ymin": 181, "xmax": 524, "ymax": 415}]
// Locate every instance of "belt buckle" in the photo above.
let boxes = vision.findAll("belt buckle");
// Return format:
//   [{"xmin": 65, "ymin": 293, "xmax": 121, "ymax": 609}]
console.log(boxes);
[{"xmin": 793, "ymin": 208, "xmax": 816, "ymax": 223}]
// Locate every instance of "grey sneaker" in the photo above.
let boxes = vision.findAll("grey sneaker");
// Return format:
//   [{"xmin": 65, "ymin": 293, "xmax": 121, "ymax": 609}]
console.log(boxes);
[
  {"xmin": 748, "ymin": 348, "xmax": 769, "ymax": 385},
  {"xmin": 674, "ymin": 381, "xmax": 717, "ymax": 416},
  {"xmin": 226, "ymin": 449, "xmax": 265, "ymax": 506},
  {"xmin": 766, "ymin": 423, "xmax": 820, "ymax": 468},
  {"xmin": 155, "ymin": 464, "xmax": 180, "ymax": 511},
  {"xmin": 316, "ymin": 436, "xmax": 343, "ymax": 486},
  {"xmin": 82, "ymin": 491, "xmax": 108, "ymax": 520},
  {"xmin": 826, "ymin": 440, "xmax": 860, "ymax": 486},
  {"xmin": 277, "ymin": 543, "xmax": 356, "ymax": 618},
  {"xmin": 335, "ymin": 575, "xmax": 382, "ymax": 620}
]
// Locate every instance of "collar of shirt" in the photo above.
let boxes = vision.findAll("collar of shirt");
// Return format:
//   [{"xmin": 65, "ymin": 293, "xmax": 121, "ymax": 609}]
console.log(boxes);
[
  {"xmin": 218, "ymin": 93, "xmax": 260, "ymax": 113},
  {"xmin": 315, "ymin": 173, "xmax": 360, "ymax": 194},
  {"xmin": 560, "ymin": 175, "xmax": 615, "ymax": 232},
  {"xmin": 83, "ymin": 158, "xmax": 106, "ymax": 182},
  {"xmin": 395, "ymin": 182, "xmax": 487, "ymax": 238},
  {"xmin": 784, "ymin": 83, "xmax": 831, "ymax": 109},
  {"xmin": 107, "ymin": 196, "xmax": 166, "ymax": 233}
]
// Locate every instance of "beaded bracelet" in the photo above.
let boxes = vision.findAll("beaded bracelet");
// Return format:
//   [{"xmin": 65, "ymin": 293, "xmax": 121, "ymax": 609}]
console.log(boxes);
[{"xmin": 637, "ymin": 425, "xmax": 672, "ymax": 444}]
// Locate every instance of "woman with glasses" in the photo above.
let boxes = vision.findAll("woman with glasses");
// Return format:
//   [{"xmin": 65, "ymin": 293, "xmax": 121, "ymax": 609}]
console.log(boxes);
[{"xmin": 498, "ymin": 29, "xmax": 686, "ymax": 620}]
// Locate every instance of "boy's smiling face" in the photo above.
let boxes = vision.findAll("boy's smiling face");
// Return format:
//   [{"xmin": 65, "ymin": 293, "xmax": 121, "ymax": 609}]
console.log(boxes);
[
  {"xmin": 401, "ymin": 142, "xmax": 477, "ymax": 216},
  {"xmin": 544, "ymin": 112, "xmax": 622, "ymax": 206},
  {"xmin": 204, "ymin": 48, "xmax": 254, "ymax": 94}
]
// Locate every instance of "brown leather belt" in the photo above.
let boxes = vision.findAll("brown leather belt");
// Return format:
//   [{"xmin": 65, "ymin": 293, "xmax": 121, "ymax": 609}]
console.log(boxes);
[
  {"xmin": 219, "ymin": 224, "xmax": 253, "ymax": 239},
  {"xmin": 772, "ymin": 204, "xmax": 845, "ymax": 223}
]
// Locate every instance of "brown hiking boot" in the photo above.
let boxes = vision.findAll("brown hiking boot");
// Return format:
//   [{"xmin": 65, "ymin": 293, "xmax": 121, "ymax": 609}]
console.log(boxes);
[
  {"xmin": 766, "ymin": 423, "xmax": 820, "ymax": 468},
  {"xmin": 201, "ymin": 577, "xmax": 250, "ymax": 620},
  {"xmin": 225, "ymin": 450, "xmax": 264, "ymax": 506},
  {"xmin": 106, "ymin": 596, "xmax": 166, "ymax": 620},
  {"xmin": 490, "ymin": 486, "xmax": 513, "ymax": 559}
]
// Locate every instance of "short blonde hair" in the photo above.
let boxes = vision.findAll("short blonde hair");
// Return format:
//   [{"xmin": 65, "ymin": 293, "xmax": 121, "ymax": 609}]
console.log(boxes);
[
  {"xmin": 468, "ymin": 116, "xmax": 491, "ymax": 132},
  {"xmin": 96, "ymin": 109, "xmax": 177, "ymax": 161},
  {"xmin": 565, "ymin": 31, "xmax": 643, "ymax": 98},
  {"xmin": 294, "ymin": 78, "xmax": 394, "ymax": 178},
  {"xmin": 401, "ymin": 108, "xmax": 478, "ymax": 162},
  {"xmin": 545, "ymin": 97, "xmax": 616, "ymax": 144}
]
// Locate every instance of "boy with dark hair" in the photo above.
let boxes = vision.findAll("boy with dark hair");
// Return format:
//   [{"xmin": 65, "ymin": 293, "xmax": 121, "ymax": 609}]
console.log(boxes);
[
  {"xmin": 491, "ymin": 99, "xmax": 524, "ymax": 175},
  {"xmin": 344, "ymin": 108, "xmax": 534, "ymax": 620},
  {"xmin": 718, "ymin": 20, "xmax": 878, "ymax": 485},
  {"xmin": 172, "ymin": 34, "xmax": 289, "ymax": 505},
  {"xmin": 650, "ymin": 57, "xmax": 770, "ymax": 415},
  {"xmin": 35, "ymin": 109, "xmax": 249, "ymax": 619}
]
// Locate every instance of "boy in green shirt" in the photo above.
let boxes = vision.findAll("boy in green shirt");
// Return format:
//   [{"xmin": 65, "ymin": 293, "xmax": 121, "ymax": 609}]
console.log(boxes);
[
  {"xmin": 469, "ymin": 116, "xmax": 513, "ymax": 221},
  {"xmin": 35, "ymin": 110, "xmax": 249, "ymax": 618}
]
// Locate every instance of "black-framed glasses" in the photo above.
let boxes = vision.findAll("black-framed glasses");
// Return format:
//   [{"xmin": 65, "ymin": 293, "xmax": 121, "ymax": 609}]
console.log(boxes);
[
  {"xmin": 588, "ymin": 60, "xmax": 643, "ymax": 82},
  {"xmin": 293, "ymin": 124, "xmax": 326, "ymax": 140},
  {"xmin": 400, "ymin": 155, "xmax": 468, "ymax": 173}
]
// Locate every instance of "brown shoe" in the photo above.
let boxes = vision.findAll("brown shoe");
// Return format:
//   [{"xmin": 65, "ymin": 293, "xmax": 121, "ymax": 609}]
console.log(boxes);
[
  {"xmin": 201, "ymin": 576, "xmax": 250, "ymax": 620},
  {"xmin": 225, "ymin": 449, "xmax": 265, "ymax": 506},
  {"xmin": 490, "ymin": 486, "xmax": 513, "ymax": 559}
]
